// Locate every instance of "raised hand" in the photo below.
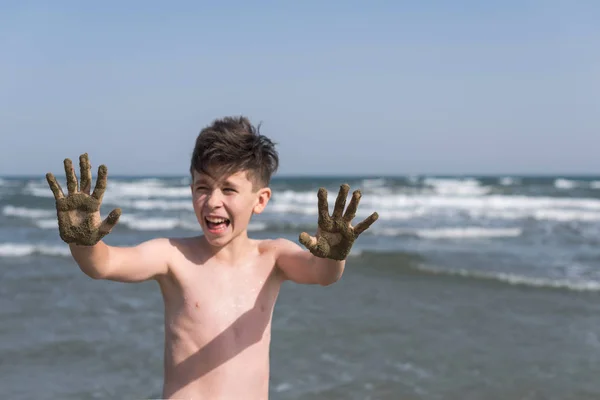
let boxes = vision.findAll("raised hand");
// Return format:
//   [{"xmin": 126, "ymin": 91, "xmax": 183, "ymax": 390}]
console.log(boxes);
[
  {"xmin": 299, "ymin": 184, "xmax": 379, "ymax": 260},
  {"xmin": 45, "ymin": 153, "xmax": 121, "ymax": 246}
]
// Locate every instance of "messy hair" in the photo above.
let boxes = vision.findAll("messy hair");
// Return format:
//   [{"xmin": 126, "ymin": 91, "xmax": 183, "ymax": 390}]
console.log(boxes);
[{"xmin": 190, "ymin": 116, "xmax": 279, "ymax": 188}]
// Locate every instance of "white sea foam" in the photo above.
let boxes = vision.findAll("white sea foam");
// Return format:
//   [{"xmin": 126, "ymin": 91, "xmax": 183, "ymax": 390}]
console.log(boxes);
[
  {"xmin": 117, "ymin": 214, "xmax": 267, "ymax": 232},
  {"xmin": 121, "ymin": 199, "xmax": 193, "ymax": 211},
  {"xmin": 360, "ymin": 178, "xmax": 393, "ymax": 195},
  {"xmin": 23, "ymin": 178, "xmax": 190, "ymax": 200},
  {"xmin": 531, "ymin": 209, "xmax": 600, "ymax": 222},
  {"xmin": 36, "ymin": 219, "xmax": 58, "ymax": 229},
  {"xmin": 423, "ymin": 178, "xmax": 490, "ymax": 196},
  {"xmin": 269, "ymin": 191, "xmax": 600, "ymax": 223},
  {"xmin": 591, "ymin": 181, "xmax": 600, "ymax": 189},
  {"xmin": 0, "ymin": 243, "xmax": 70, "ymax": 257},
  {"xmin": 554, "ymin": 179, "xmax": 578, "ymax": 189},
  {"xmin": 417, "ymin": 265, "xmax": 600, "ymax": 292},
  {"xmin": 120, "ymin": 216, "xmax": 183, "ymax": 231},
  {"xmin": 16, "ymin": 178, "xmax": 600, "ymax": 224},
  {"xmin": 416, "ymin": 227, "xmax": 522, "ymax": 239},
  {"xmin": 3, "ymin": 206, "xmax": 54, "ymax": 218},
  {"xmin": 375, "ymin": 227, "xmax": 522, "ymax": 239},
  {"xmin": 361, "ymin": 178, "xmax": 387, "ymax": 188},
  {"xmin": 23, "ymin": 183, "xmax": 54, "ymax": 198},
  {"xmin": 499, "ymin": 177, "xmax": 518, "ymax": 186},
  {"xmin": 274, "ymin": 382, "xmax": 293, "ymax": 393},
  {"xmin": 106, "ymin": 181, "xmax": 190, "ymax": 199},
  {"xmin": 470, "ymin": 272, "xmax": 600, "ymax": 292}
]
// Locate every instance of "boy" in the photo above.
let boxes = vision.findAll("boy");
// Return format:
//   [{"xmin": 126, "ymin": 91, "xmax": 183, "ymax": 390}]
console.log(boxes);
[{"xmin": 45, "ymin": 116, "xmax": 378, "ymax": 400}]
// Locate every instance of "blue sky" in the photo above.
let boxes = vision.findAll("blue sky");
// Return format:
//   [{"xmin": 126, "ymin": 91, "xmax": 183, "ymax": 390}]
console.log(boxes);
[{"xmin": 1, "ymin": 1, "xmax": 598, "ymax": 176}]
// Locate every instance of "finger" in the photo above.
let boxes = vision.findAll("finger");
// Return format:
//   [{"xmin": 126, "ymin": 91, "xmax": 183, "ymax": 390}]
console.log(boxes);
[
  {"xmin": 343, "ymin": 189, "xmax": 361, "ymax": 222},
  {"xmin": 91, "ymin": 164, "xmax": 108, "ymax": 201},
  {"xmin": 317, "ymin": 187, "xmax": 331, "ymax": 226},
  {"xmin": 99, "ymin": 208, "xmax": 121, "ymax": 235},
  {"xmin": 63, "ymin": 158, "xmax": 78, "ymax": 194},
  {"xmin": 45, "ymin": 172, "xmax": 65, "ymax": 200},
  {"xmin": 299, "ymin": 232, "xmax": 318, "ymax": 251},
  {"xmin": 315, "ymin": 236, "xmax": 331, "ymax": 258},
  {"xmin": 353, "ymin": 212, "xmax": 379, "ymax": 236},
  {"xmin": 331, "ymin": 184, "xmax": 350, "ymax": 219},
  {"xmin": 79, "ymin": 153, "xmax": 92, "ymax": 195}
]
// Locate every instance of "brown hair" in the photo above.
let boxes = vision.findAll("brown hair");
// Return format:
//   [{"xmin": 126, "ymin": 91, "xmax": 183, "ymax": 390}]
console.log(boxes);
[{"xmin": 190, "ymin": 116, "xmax": 279, "ymax": 188}]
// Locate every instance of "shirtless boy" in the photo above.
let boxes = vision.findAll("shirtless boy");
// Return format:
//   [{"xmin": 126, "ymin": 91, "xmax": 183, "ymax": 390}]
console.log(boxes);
[{"xmin": 45, "ymin": 116, "xmax": 379, "ymax": 400}]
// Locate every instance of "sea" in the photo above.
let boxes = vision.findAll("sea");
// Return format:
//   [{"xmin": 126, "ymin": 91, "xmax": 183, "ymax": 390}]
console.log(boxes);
[{"xmin": 1, "ymin": 174, "xmax": 600, "ymax": 399}]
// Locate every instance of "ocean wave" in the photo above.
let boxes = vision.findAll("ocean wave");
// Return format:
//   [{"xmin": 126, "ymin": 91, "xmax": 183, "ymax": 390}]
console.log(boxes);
[
  {"xmin": 272, "ymin": 192, "xmax": 600, "ymax": 222},
  {"xmin": 105, "ymin": 180, "xmax": 190, "ymax": 199},
  {"xmin": 357, "ymin": 251, "xmax": 600, "ymax": 292},
  {"xmin": 377, "ymin": 227, "xmax": 522, "ymax": 239},
  {"xmin": 22, "ymin": 179, "xmax": 191, "ymax": 200},
  {"xmin": 36, "ymin": 219, "xmax": 58, "ymax": 229},
  {"xmin": 6, "ymin": 196, "xmax": 600, "ymax": 224},
  {"xmin": 415, "ymin": 265, "xmax": 600, "ymax": 292},
  {"xmin": 0, "ymin": 243, "xmax": 70, "ymax": 258},
  {"xmin": 554, "ymin": 178, "xmax": 600, "ymax": 190},
  {"xmin": 23, "ymin": 183, "xmax": 54, "ymax": 198},
  {"xmin": 554, "ymin": 179, "xmax": 579, "ymax": 189},
  {"xmin": 360, "ymin": 178, "xmax": 387, "ymax": 188},
  {"xmin": 13, "ymin": 178, "xmax": 600, "ymax": 224},
  {"xmin": 423, "ymin": 178, "xmax": 490, "ymax": 196},
  {"xmin": 118, "ymin": 214, "xmax": 267, "ymax": 232},
  {"xmin": 499, "ymin": 177, "xmax": 519, "ymax": 186},
  {"xmin": 3, "ymin": 205, "xmax": 55, "ymax": 218},
  {"xmin": 118, "ymin": 199, "xmax": 193, "ymax": 211}
]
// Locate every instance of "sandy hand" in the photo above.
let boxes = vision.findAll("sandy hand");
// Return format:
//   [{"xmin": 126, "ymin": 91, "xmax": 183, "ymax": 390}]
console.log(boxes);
[
  {"xmin": 45, "ymin": 153, "xmax": 121, "ymax": 246},
  {"xmin": 299, "ymin": 184, "xmax": 379, "ymax": 261}
]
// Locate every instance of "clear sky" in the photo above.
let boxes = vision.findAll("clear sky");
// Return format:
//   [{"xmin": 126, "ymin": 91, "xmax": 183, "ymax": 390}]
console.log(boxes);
[{"xmin": 1, "ymin": 0, "xmax": 598, "ymax": 176}]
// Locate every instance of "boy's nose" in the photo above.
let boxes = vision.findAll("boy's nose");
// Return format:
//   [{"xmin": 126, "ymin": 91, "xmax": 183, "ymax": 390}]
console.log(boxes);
[{"xmin": 206, "ymin": 190, "xmax": 224, "ymax": 208}]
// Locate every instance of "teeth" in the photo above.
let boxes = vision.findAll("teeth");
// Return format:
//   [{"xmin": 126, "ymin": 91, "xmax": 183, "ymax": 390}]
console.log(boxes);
[{"xmin": 206, "ymin": 217, "xmax": 227, "ymax": 224}]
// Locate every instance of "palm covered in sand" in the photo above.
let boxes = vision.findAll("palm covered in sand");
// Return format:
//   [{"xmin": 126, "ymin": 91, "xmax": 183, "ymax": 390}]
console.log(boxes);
[
  {"xmin": 46, "ymin": 153, "xmax": 121, "ymax": 246},
  {"xmin": 299, "ymin": 184, "xmax": 379, "ymax": 260}
]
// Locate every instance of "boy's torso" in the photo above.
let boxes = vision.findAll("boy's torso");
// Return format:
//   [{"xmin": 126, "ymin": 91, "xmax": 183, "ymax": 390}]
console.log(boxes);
[{"xmin": 157, "ymin": 236, "xmax": 283, "ymax": 399}]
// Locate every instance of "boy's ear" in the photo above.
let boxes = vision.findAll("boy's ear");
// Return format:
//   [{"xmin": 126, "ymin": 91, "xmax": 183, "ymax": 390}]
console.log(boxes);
[{"xmin": 253, "ymin": 187, "xmax": 272, "ymax": 214}]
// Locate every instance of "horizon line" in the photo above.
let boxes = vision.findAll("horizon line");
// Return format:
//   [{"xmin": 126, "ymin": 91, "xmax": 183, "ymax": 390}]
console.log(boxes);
[{"xmin": 1, "ymin": 172, "xmax": 600, "ymax": 179}]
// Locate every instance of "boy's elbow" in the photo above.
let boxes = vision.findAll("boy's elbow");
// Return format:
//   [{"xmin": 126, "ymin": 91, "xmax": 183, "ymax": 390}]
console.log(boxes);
[
  {"xmin": 318, "ymin": 274, "xmax": 342, "ymax": 286},
  {"xmin": 78, "ymin": 263, "xmax": 112, "ymax": 280},
  {"xmin": 83, "ymin": 268, "xmax": 108, "ymax": 280}
]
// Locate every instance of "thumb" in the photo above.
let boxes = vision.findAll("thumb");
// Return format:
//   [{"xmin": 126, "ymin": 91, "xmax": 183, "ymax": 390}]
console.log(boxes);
[
  {"xmin": 99, "ymin": 208, "xmax": 122, "ymax": 235},
  {"xmin": 299, "ymin": 232, "xmax": 317, "ymax": 251}
]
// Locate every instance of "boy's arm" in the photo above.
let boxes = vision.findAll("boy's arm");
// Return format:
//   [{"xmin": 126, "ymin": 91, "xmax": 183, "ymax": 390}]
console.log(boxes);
[
  {"xmin": 70, "ymin": 238, "xmax": 171, "ymax": 282},
  {"xmin": 275, "ymin": 238, "xmax": 345, "ymax": 286},
  {"xmin": 276, "ymin": 184, "xmax": 378, "ymax": 286},
  {"xmin": 46, "ymin": 154, "xmax": 171, "ymax": 283}
]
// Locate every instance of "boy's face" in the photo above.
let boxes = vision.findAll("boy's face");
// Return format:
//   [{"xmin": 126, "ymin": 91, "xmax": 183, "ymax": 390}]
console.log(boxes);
[{"xmin": 191, "ymin": 169, "xmax": 271, "ymax": 247}]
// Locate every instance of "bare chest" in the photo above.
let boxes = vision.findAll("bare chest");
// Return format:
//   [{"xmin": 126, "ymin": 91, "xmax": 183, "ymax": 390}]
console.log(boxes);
[{"xmin": 163, "ymin": 260, "xmax": 281, "ymax": 331}]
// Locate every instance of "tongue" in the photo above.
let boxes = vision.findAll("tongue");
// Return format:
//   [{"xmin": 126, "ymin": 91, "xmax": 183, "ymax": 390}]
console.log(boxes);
[{"xmin": 207, "ymin": 221, "xmax": 226, "ymax": 229}]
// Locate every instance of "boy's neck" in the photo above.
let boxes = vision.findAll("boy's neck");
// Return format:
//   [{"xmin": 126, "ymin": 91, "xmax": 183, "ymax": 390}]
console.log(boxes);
[{"xmin": 202, "ymin": 231, "xmax": 256, "ymax": 265}]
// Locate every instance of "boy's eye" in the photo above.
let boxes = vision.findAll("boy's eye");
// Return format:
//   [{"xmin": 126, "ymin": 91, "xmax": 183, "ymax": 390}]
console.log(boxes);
[{"xmin": 223, "ymin": 188, "xmax": 236, "ymax": 193}]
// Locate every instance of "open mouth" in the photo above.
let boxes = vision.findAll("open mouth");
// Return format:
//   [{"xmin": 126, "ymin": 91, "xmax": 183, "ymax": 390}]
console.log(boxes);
[{"xmin": 205, "ymin": 217, "xmax": 231, "ymax": 231}]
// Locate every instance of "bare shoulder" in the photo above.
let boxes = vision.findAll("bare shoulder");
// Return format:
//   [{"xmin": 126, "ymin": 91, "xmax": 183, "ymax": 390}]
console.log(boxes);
[
  {"xmin": 263, "ymin": 237, "xmax": 302, "ymax": 253},
  {"xmin": 254, "ymin": 239, "xmax": 291, "ymax": 283},
  {"xmin": 135, "ymin": 237, "xmax": 180, "ymax": 257},
  {"xmin": 165, "ymin": 235, "xmax": 206, "ymax": 262},
  {"xmin": 257, "ymin": 237, "xmax": 298, "ymax": 256},
  {"xmin": 259, "ymin": 238, "xmax": 305, "ymax": 272}
]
